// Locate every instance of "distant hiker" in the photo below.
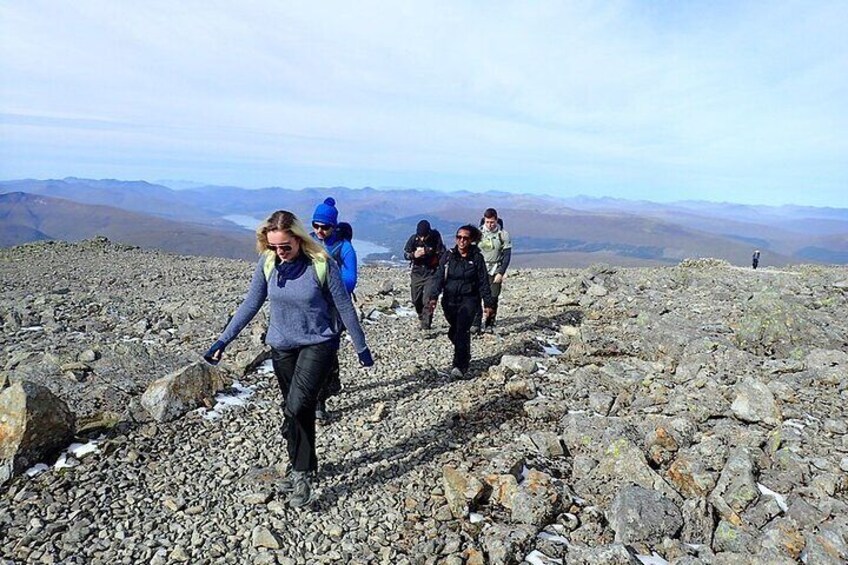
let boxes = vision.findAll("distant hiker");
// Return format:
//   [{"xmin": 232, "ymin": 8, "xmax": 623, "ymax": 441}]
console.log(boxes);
[
  {"xmin": 310, "ymin": 197, "xmax": 357, "ymax": 422},
  {"xmin": 429, "ymin": 225, "xmax": 493, "ymax": 379},
  {"xmin": 403, "ymin": 219, "xmax": 445, "ymax": 330},
  {"xmin": 472, "ymin": 208, "xmax": 512, "ymax": 333},
  {"xmin": 752, "ymin": 249, "xmax": 760, "ymax": 270},
  {"xmin": 203, "ymin": 210, "xmax": 373, "ymax": 508}
]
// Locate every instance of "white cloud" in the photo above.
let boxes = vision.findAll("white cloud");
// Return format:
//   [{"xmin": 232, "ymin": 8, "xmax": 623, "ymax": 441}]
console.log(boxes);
[{"xmin": 1, "ymin": 0, "xmax": 846, "ymax": 204}]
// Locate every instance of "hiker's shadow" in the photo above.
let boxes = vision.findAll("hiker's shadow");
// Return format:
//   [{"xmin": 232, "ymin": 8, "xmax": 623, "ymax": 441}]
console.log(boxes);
[
  {"xmin": 316, "ymin": 388, "xmax": 525, "ymax": 509},
  {"xmin": 330, "ymin": 334, "xmax": 548, "ymax": 419}
]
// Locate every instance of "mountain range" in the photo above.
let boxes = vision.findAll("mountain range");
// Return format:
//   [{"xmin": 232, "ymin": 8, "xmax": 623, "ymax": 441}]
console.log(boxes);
[{"xmin": 2, "ymin": 177, "xmax": 847, "ymax": 266}]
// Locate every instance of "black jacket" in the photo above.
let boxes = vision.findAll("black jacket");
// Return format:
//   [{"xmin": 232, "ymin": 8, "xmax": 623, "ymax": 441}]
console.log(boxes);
[
  {"xmin": 430, "ymin": 246, "xmax": 494, "ymax": 307},
  {"xmin": 404, "ymin": 230, "xmax": 445, "ymax": 270}
]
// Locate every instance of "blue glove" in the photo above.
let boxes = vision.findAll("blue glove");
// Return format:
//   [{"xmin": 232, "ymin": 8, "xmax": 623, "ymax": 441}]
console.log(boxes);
[
  {"xmin": 357, "ymin": 347, "xmax": 374, "ymax": 367},
  {"xmin": 204, "ymin": 340, "xmax": 226, "ymax": 365}
]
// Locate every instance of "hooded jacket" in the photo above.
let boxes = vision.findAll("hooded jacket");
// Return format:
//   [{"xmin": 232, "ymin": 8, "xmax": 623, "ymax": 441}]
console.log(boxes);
[{"xmin": 430, "ymin": 246, "xmax": 494, "ymax": 307}]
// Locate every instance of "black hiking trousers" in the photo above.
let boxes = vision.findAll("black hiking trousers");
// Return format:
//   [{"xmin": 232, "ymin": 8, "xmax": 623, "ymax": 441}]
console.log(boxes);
[
  {"xmin": 442, "ymin": 296, "xmax": 478, "ymax": 372},
  {"xmin": 410, "ymin": 266, "xmax": 439, "ymax": 327},
  {"xmin": 272, "ymin": 341, "xmax": 335, "ymax": 472}
]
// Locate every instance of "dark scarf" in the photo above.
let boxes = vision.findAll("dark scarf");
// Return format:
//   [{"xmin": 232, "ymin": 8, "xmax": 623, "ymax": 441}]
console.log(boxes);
[{"xmin": 275, "ymin": 254, "xmax": 308, "ymax": 287}]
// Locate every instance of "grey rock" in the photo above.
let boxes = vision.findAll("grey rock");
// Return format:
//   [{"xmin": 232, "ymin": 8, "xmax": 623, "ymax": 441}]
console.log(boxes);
[
  {"xmin": 680, "ymin": 497, "xmax": 715, "ymax": 545},
  {"xmin": 588, "ymin": 392, "xmax": 614, "ymax": 415},
  {"xmin": 712, "ymin": 520, "xmax": 756, "ymax": 554},
  {"xmin": 442, "ymin": 465, "xmax": 485, "ymax": 518},
  {"xmin": 500, "ymin": 355, "xmax": 538, "ymax": 374},
  {"xmin": 800, "ymin": 522, "xmax": 848, "ymax": 565},
  {"xmin": 709, "ymin": 447, "xmax": 760, "ymax": 524},
  {"xmin": 509, "ymin": 469, "xmax": 561, "ymax": 526},
  {"xmin": 566, "ymin": 543, "xmax": 641, "ymax": 564},
  {"xmin": 478, "ymin": 523, "xmax": 536, "ymax": 565},
  {"xmin": 140, "ymin": 361, "xmax": 231, "ymax": 422},
  {"xmin": 522, "ymin": 431, "xmax": 564, "ymax": 457},
  {"xmin": 523, "ymin": 398, "xmax": 567, "ymax": 420},
  {"xmin": 251, "ymin": 526, "xmax": 282, "ymax": 550},
  {"xmin": 731, "ymin": 378, "xmax": 781, "ymax": 426},
  {"xmin": 607, "ymin": 485, "xmax": 683, "ymax": 545},
  {"xmin": 0, "ymin": 381, "xmax": 75, "ymax": 485}
]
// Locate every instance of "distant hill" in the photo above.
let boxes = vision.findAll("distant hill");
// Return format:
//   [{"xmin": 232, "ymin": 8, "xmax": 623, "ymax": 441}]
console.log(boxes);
[
  {"xmin": 0, "ymin": 192, "xmax": 255, "ymax": 259},
  {"xmin": 2, "ymin": 178, "xmax": 847, "ymax": 266}
]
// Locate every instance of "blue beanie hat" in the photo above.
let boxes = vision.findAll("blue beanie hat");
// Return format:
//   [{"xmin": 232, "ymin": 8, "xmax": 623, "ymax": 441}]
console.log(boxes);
[{"xmin": 312, "ymin": 197, "xmax": 338, "ymax": 227}]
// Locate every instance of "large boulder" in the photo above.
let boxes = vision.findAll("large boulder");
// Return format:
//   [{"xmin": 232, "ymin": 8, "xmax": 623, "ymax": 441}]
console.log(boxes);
[
  {"xmin": 141, "ymin": 362, "xmax": 231, "ymax": 422},
  {"xmin": 0, "ymin": 381, "xmax": 75, "ymax": 485}
]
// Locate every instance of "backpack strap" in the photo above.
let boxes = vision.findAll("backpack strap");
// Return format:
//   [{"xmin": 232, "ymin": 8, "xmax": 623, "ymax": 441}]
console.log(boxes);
[
  {"xmin": 262, "ymin": 250, "xmax": 276, "ymax": 281},
  {"xmin": 313, "ymin": 256, "xmax": 328, "ymax": 286},
  {"xmin": 263, "ymin": 250, "xmax": 328, "ymax": 286}
]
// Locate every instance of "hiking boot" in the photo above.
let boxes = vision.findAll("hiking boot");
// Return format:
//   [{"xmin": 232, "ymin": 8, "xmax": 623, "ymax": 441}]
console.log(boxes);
[
  {"xmin": 315, "ymin": 400, "xmax": 329, "ymax": 422},
  {"xmin": 470, "ymin": 325, "xmax": 481, "ymax": 335},
  {"xmin": 420, "ymin": 318, "xmax": 432, "ymax": 330},
  {"xmin": 450, "ymin": 367, "xmax": 464, "ymax": 380},
  {"xmin": 276, "ymin": 465, "xmax": 297, "ymax": 492},
  {"xmin": 288, "ymin": 472, "xmax": 315, "ymax": 508}
]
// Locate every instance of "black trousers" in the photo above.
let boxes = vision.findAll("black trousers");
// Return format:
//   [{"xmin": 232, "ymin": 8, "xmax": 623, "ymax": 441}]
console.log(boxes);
[
  {"xmin": 272, "ymin": 341, "xmax": 335, "ymax": 472},
  {"xmin": 442, "ymin": 296, "xmax": 478, "ymax": 372},
  {"xmin": 410, "ymin": 267, "xmax": 439, "ymax": 326},
  {"xmin": 317, "ymin": 351, "xmax": 341, "ymax": 403}
]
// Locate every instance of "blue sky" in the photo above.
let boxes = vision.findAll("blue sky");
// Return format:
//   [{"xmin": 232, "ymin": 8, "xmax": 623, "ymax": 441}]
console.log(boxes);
[{"xmin": 1, "ymin": 1, "xmax": 846, "ymax": 206}]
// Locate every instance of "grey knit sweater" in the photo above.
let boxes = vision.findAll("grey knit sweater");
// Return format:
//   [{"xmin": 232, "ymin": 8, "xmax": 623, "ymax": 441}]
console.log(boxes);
[{"xmin": 217, "ymin": 256, "xmax": 367, "ymax": 353}]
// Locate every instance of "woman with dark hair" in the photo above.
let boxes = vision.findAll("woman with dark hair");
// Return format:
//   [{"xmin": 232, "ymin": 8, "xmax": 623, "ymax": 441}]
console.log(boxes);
[
  {"xmin": 204, "ymin": 210, "xmax": 374, "ymax": 508},
  {"xmin": 429, "ymin": 224, "xmax": 494, "ymax": 378}
]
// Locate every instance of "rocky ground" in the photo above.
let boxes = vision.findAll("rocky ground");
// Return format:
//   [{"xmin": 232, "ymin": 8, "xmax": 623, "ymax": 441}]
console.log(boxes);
[{"xmin": 2, "ymin": 238, "xmax": 848, "ymax": 564}]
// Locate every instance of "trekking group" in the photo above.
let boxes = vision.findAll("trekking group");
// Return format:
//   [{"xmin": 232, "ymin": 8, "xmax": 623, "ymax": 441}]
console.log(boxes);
[{"xmin": 204, "ymin": 198, "xmax": 511, "ymax": 508}]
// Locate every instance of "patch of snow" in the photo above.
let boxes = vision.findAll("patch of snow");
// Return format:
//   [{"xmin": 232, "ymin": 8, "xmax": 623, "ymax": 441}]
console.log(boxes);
[
  {"xmin": 394, "ymin": 306, "xmax": 417, "ymax": 318},
  {"xmin": 203, "ymin": 380, "xmax": 256, "ymax": 420},
  {"xmin": 54, "ymin": 453, "xmax": 79, "ymax": 469},
  {"xmin": 25, "ymin": 463, "xmax": 50, "ymax": 477},
  {"xmin": 685, "ymin": 544, "xmax": 703, "ymax": 551},
  {"xmin": 68, "ymin": 441, "xmax": 100, "ymax": 458},
  {"xmin": 783, "ymin": 420, "xmax": 805, "ymax": 430},
  {"xmin": 520, "ymin": 465, "xmax": 531, "ymax": 480},
  {"xmin": 524, "ymin": 550, "xmax": 563, "ymax": 565},
  {"xmin": 636, "ymin": 553, "xmax": 670, "ymax": 565},
  {"xmin": 542, "ymin": 345, "xmax": 562, "ymax": 356},
  {"xmin": 757, "ymin": 483, "xmax": 789, "ymax": 512},
  {"xmin": 538, "ymin": 531, "xmax": 570, "ymax": 545},
  {"xmin": 20, "ymin": 326, "xmax": 43, "ymax": 332},
  {"xmin": 256, "ymin": 359, "xmax": 274, "ymax": 375},
  {"xmin": 469, "ymin": 513, "xmax": 484, "ymax": 524}
]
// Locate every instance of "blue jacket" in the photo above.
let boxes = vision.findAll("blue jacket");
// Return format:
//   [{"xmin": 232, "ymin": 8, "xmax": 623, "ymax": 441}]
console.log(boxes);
[{"xmin": 311, "ymin": 232, "xmax": 357, "ymax": 294}]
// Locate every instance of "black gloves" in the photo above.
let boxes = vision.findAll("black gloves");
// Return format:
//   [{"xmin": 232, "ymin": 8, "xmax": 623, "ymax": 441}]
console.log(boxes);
[
  {"xmin": 204, "ymin": 340, "xmax": 226, "ymax": 365},
  {"xmin": 357, "ymin": 347, "xmax": 374, "ymax": 367}
]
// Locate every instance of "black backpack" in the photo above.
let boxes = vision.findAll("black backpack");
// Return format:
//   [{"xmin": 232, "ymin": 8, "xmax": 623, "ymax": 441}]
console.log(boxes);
[
  {"xmin": 336, "ymin": 222, "xmax": 353, "ymax": 242},
  {"xmin": 326, "ymin": 222, "xmax": 354, "ymax": 266}
]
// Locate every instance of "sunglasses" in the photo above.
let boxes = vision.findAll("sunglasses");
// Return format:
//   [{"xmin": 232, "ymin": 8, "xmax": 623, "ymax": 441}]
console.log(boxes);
[
  {"xmin": 312, "ymin": 223, "xmax": 333, "ymax": 231},
  {"xmin": 455, "ymin": 234, "xmax": 471, "ymax": 241},
  {"xmin": 267, "ymin": 244, "xmax": 293, "ymax": 252}
]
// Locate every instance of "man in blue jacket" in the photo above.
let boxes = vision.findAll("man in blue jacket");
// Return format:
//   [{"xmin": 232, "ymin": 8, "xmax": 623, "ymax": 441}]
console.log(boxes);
[{"xmin": 310, "ymin": 197, "xmax": 358, "ymax": 421}]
